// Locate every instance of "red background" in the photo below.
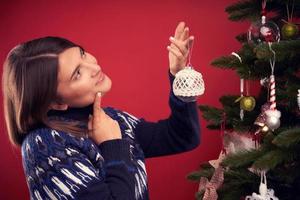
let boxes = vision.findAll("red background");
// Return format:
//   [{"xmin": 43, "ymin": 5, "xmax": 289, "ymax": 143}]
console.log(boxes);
[{"xmin": 0, "ymin": 0, "xmax": 257, "ymax": 199}]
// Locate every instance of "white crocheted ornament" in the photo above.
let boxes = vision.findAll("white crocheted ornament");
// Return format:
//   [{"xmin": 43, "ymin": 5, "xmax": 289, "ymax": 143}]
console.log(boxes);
[{"xmin": 172, "ymin": 66, "xmax": 205, "ymax": 102}]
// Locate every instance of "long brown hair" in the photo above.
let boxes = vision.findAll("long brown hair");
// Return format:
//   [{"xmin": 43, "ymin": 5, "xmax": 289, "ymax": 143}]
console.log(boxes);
[{"xmin": 2, "ymin": 36, "xmax": 88, "ymax": 147}]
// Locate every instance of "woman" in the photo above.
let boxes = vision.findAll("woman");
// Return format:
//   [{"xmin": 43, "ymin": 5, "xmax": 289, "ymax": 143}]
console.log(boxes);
[{"xmin": 2, "ymin": 21, "xmax": 200, "ymax": 200}]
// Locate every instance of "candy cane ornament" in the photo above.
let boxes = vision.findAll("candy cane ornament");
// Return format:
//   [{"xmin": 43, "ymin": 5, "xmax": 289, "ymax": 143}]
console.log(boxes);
[
  {"xmin": 269, "ymin": 75, "xmax": 276, "ymax": 110},
  {"xmin": 265, "ymin": 43, "xmax": 281, "ymax": 131}
]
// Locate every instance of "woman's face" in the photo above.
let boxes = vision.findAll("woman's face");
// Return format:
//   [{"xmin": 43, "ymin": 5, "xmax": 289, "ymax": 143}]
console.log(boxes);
[{"xmin": 53, "ymin": 46, "xmax": 112, "ymax": 109}]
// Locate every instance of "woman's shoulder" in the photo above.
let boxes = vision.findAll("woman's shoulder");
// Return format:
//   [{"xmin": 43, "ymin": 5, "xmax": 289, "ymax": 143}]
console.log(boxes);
[
  {"xmin": 22, "ymin": 127, "xmax": 76, "ymax": 145},
  {"xmin": 20, "ymin": 128, "xmax": 105, "ymax": 199},
  {"xmin": 21, "ymin": 127, "xmax": 88, "ymax": 160}
]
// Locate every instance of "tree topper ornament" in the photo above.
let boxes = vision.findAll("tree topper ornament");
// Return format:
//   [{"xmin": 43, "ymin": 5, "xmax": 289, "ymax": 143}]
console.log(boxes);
[{"xmin": 172, "ymin": 39, "xmax": 205, "ymax": 102}]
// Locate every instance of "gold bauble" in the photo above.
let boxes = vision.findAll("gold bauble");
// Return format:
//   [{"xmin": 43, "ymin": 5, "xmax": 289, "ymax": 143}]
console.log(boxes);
[
  {"xmin": 240, "ymin": 96, "xmax": 256, "ymax": 111},
  {"xmin": 282, "ymin": 22, "xmax": 299, "ymax": 39}
]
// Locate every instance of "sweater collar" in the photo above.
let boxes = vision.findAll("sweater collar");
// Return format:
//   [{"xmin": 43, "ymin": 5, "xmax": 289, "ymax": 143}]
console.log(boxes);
[{"xmin": 47, "ymin": 103, "xmax": 93, "ymax": 121}]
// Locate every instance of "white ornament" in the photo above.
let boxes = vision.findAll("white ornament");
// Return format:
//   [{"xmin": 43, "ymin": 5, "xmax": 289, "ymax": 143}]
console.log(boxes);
[
  {"xmin": 265, "ymin": 109, "xmax": 281, "ymax": 131},
  {"xmin": 172, "ymin": 66, "xmax": 205, "ymax": 102},
  {"xmin": 245, "ymin": 171, "xmax": 279, "ymax": 200},
  {"xmin": 297, "ymin": 89, "xmax": 300, "ymax": 110}
]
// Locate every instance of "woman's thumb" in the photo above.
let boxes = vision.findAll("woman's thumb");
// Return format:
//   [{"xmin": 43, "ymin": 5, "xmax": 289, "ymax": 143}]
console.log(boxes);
[{"xmin": 94, "ymin": 92, "xmax": 102, "ymax": 110}]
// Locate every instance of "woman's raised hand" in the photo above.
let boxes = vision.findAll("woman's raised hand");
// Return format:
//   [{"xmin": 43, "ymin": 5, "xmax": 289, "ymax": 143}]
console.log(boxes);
[
  {"xmin": 167, "ymin": 21, "xmax": 194, "ymax": 76},
  {"xmin": 88, "ymin": 92, "xmax": 122, "ymax": 145}
]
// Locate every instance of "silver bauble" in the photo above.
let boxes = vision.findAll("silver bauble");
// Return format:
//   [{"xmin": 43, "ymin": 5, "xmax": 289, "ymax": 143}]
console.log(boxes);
[{"xmin": 265, "ymin": 109, "xmax": 281, "ymax": 131}]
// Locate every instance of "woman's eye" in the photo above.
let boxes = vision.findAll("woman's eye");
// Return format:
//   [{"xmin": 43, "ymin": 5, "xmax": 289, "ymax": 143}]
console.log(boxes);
[
  {"xmin": 75, "ymin": 69, "xmax": 81, "ymax": 79},
  {"xmin": 80, "ymin": 49, "xmax": 86, "ymax": 57}
]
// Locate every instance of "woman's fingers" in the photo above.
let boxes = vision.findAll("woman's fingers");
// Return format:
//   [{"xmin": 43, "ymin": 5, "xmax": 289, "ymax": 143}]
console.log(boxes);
[
  {"xmin": 174, "ymin": 21, "xmax": 185, "ymax": 40},
  {"xmin": 170, "ymin": 22, "xmax": 185, "ymax": 51},
  {"xmin": 93, "ymin": 92, "xmax": 103, "ymax": 122},
  {"xmin": 169, "ymin": 37, "xmax": 187, "ymax": 55},
  {"xmin": 170, "ymin": 22, "xmax": 189, "ymax": 53},
  {"xmin": 88, "ymin": 92, "xmax": 122, "ymax": 144},
  {"xmin": 180, "ymin": 27, "xmax": 189, "ymax": 41},
  {"xmin": 169, "ymin": 36, "xmax": 194, "ymax": 56},
  {"xmin": 167, "ymin": 45, "xmax": 184, "ymax": 59}
]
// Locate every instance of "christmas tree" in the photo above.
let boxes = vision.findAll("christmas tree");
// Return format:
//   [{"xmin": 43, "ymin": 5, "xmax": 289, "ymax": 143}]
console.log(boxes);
[{"xmin": 187, "ymin": 0, "xmax": 300, "ymax": 199}]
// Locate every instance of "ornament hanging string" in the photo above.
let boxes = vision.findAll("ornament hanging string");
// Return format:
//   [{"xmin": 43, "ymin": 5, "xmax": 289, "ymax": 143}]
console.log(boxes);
[
  {"xmin": 262, "ymin": 0, "xmax": 266, "ymax": 10},
  {"xmin": 246, "ymin": 71, "xmax": 251, "ymax": 96},
  {"xmin": 241, "ymin": 78, "xmax": 244, "ymax": 96},
  {"xmin": 268, "ymin": 42, "xmax": 276, "ymax": 75},
  {"xmin": 187, "ymin": 38, "xmax": 194, "ymax": 67},
  {"xmin": 261, "ymin": 0, "xmax": 267, "ymax": 15},
  {"xmin": 286, "ymin": 0, "xmax": 295, "ymax": 22}
]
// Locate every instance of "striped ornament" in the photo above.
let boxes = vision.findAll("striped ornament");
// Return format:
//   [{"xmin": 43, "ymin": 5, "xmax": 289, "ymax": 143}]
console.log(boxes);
[{"xmin": 269, "ymin": 75, "xmax": 276, "ymax": 110}]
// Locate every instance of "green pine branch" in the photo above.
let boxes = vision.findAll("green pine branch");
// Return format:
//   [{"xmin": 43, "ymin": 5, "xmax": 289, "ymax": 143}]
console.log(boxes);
[
  {"xmin": 186, "ymin": 162, "xmax": 215, "ymax": 181},
  {"xmin": 273, "ymin": 127, "xmax": 300, "ymax": 148},
  {"xmin": 198, "ymin": 105, "xmax": 223, "ymax": 129},
  {"xmin": 225, "ymin": 0, "xmax": 300, "ymax": 22},
  {"xmin": 236, "ymin": 33, "xmax": 248, "ymax": 43},
  {"xmin": 221, "ymin": 149, "xmax": 265, "ymax": 168},
  {"xmin": 210, "ymin": 55, "xmax": 243, "ymax": 70},
  {"xmin": 218, "ymin": 168, "xmax": 259, "ymax": 199},
  {"xmin": 210, "ymin": 40, "xmax": 300, "ymax": 80},
  {"xmin": 190, "ymin": 0, "xmax": 300, "ymax": 199},
  {"xmin": 225, "ymin": 0, "xmax": 261, "ymax": 22},
  {"xmin": 252, "ymin": 149, "xmax": 287, "ymax": 169}
]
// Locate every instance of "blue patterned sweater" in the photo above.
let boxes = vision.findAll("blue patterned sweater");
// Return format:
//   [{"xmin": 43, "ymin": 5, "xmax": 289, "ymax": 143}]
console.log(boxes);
[{"xmin": 21, "ymin": 70, "xmax": 201, "ymax": 200}]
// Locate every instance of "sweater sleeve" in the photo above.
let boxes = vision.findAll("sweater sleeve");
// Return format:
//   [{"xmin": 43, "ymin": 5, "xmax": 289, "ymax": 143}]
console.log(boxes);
[
  {"xmin": 21, "ymin": 128, "xmax": 135, "ymax": 200},
  {"xmin": 121, "ymin": 70, "xmax": 201, "ymax": 158},
  {"xmin": 78, "ymin": 139, "xmax": 136, "ymax": 199}
]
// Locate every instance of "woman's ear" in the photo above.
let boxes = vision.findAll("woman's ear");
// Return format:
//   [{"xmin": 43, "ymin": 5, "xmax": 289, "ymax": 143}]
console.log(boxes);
[{"xmin": 48, "ymin": 101, "xmax": 68, "ymax": 111}]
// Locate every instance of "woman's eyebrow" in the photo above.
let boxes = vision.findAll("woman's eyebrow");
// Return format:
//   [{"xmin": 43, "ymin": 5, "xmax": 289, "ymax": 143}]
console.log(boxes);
[{"xmin": 69, "ymin": 48, "xmax": 84, "ymax": 81}]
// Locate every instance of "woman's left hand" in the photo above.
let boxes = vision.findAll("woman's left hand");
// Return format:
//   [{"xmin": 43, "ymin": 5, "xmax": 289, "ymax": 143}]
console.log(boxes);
[{"xmin": 167, "ymin": 21, "xmax": 194, "ymax": 76}]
